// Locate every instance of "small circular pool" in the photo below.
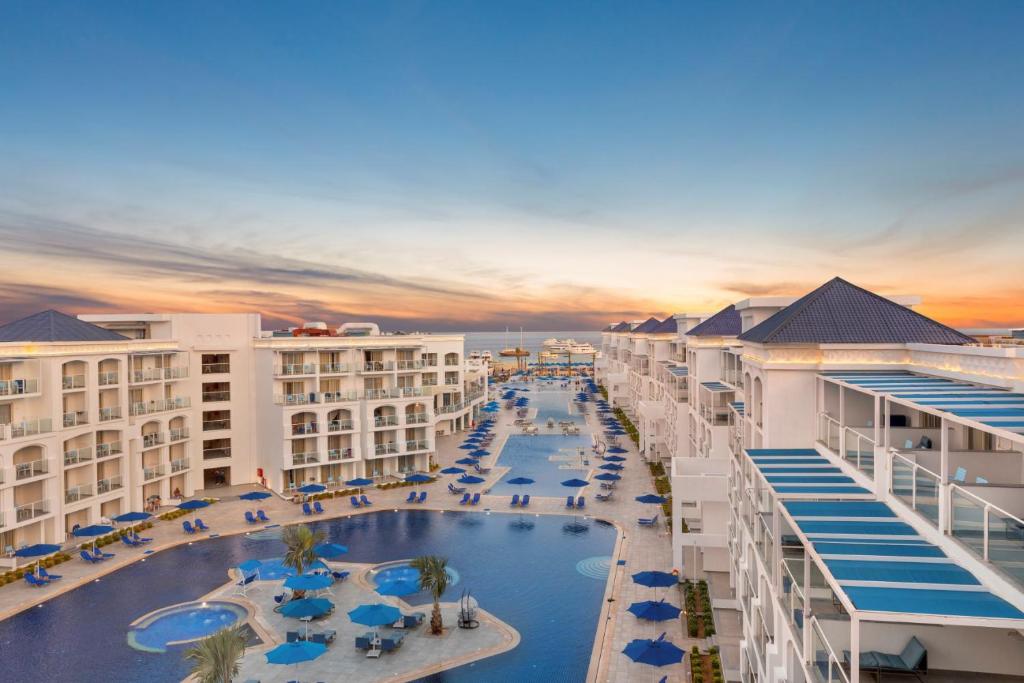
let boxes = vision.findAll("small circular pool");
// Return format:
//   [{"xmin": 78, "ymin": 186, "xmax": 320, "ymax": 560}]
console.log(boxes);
[
  {"xmin": 247, "ymin": 557, "xmax": 327, "ymax": 580},
  {"xmin": 127, "ymin": 601, "xmax": 248, "ymax": 653},
  {"xmin": 372, "ymin": 562, "xmax": 461, "ymax": 594}
]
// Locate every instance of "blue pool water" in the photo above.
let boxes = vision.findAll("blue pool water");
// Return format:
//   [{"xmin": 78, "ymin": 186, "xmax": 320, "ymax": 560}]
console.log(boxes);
[
  {"xmin": 513, "ymin": 383, "xmax": 588, "ymax": 424},
  {"xmin": 250, "ymin": 556, "xmax": 326, "ymax": 580},
  {"xmin": 129, "ymin": 601, "xmax": 246, "ymax": 652},
  {"xmin": 0, "ymin": 510, "xmax": 616, "ymax": 683},
  {"xmin": 491, "ymin": 434, "xmax": 594, "ymax": 497}
]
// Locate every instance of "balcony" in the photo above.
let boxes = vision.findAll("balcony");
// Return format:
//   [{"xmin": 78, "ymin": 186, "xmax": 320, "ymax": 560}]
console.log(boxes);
[
  {"xmin": 362, "ymin": 361, "xmax": 395, "ymax": 373},
  {"xmin": 97, "ymin": 475, "xmax": 123, "ymax": 494},
  {"xmin": 374, "ymin": 442, "xmax": 399, "ymax": 455},
  {"xmin": 15, "ymin": 500, "xmax": 48, "ymax": 522},
  {"xmin": 327, "ymin": 419, "xmax": 354, "ymax": 432},
  {"xmin": 202, "ymin": 390, "xmax": 231, "ymax": 402},
  {"xmin": 65, "ymin": 483, "xmax": 93, "ymax": 504},
  {"xmin": 3, "ymin": 418, "xmax": 52, "ymax": 440},
  {"xmin": 327, "ymin": 448, "xmax": 354, "ymax": 461},
  {"xmin": 365, "ymin": 388, "xmax": 403, "ymax": 401},
  {"xmin": 320, "ymin": 362, "xmax": 348, "ymax": 374},
  {"xmin": 15, "ymin": 458, "xmax": 48, "ymax": 480},
  {"xmin": 276, "ymin": 363, "xmax": 318, "ymax": 376},
  {"xmin": 98, "ymin": 371, "xmax": 120, "ymax": 386},
  {"xmin": 0, "ymin": 378, "xmax": 38, "ymax": 396},
  {"xmin": 320, "ymin": 391, "xmax": 360, "ymax": 403},
  {"xmin": 130, "ymin": 397, "xmax": 191, "ymax": 416},
  {"xmin": 291, "ymin": 422, "xmax": 319, "ymax": 436},
  {"xmin": 275, "ymin": 393, "xmax": 317, "ymax": 406},
  {"xmin": 62, "ymin": 374, "xmax": 86, "ymax": 390},
  {"xmin": 63, "ymin": 410, "xmax": 88, "ymax": 428},
  {"xmin": 169, "ymin": 427, "xmax": 189, "ymax": 442},
  {"xmin": 405, "ymin": 439, "xmax": 430, "ymax": 452},
  {"xmin": 406, "ymin": 412, "xmax": 429, "ymax": 424},
  {"xmin": 143, "ymin": 464, "xmax": 166, "ymax": 481},
  {"xmin": 164, "ymin": 366, "xmax": 189, "ymax": 380},
  {"xmin": 141, "ymin": 432, "xmax": 165, "ymax": 449},
  {"xmin": 396, "ymin": 359, "xmax": 424, "ymax": 371},
  {"xmin": 131, "ymin": 368, "xmax": 165, "ymax": 383},
  {"xmin": 816, "ymin": 412, "xmax": 876, "ymax": 478},
  {"xmin": 373, "ymin": 415, "xmax": 399, "ymax": 428},
  {"xmin": 438, "ymin": 402, "xmax": 466, "ymax": 414},
  {"xmin": 64, "ymin": 447, "xmax": 93, "ymax": 467},
  {"xmin": 98, "ymin": 406, "xmax": 122, "ymax": 422},
  {"xmin": 202, "ymin": 362, "xmax": 231, "ymax": 374},
  {"xmin": 399, "ymin": 386, "xmax": 424, "ymax": 398},
  {"xmin": 203, "ymin": 447, "xmax": 231, "ymax": 460},
  {"xmin": 96, "ymin": 441, "xmax": 123, "ymax": 458},
  {"xmin": 170, "ymin": 458, "xmax": 189, "ymax": 473},
  {"xmin": 291, "ymin": 452, "xmax": 321, "ymax": 466},
  {"xmin": 202, "ymin": 418, "xmax": 231, "ymax": 431}
]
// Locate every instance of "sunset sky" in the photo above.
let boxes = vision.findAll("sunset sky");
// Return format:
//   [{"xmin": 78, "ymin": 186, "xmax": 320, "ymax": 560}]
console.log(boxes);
[{"xmin": 1, "ymin": 1, "xmax": 1022, "ymax": 331}]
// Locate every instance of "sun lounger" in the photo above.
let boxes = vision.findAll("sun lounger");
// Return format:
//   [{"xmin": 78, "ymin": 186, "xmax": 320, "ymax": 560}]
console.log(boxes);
[
  {"xmin": 394, "ymin": 612, "xmax": 425, "ymax": 629},
  {"xmin": 380, "ymin": 634, "xmax": 404, "ymax": 652},
  {"xmin": 132, "ymin": 533, "xmax": 153, "ymax": 544},
  {"xmin": 360, "ymin": 495, "xmax": 373, "ymax": 506},
  {"xmin": 195, "ymin": 518, "xmax": 210, "ymax": 531},
  {"xmin": 510, "ymin": 494, "xmax": 520, "ymax": 506},
  {"xmin": 24, "ymin": 573, "xmax": 48, "ymax": 588},
  {"xmin": 843, "ymin": 636, "xmax": 927, "ymax": 681},
  {"xmin": 302, "ymin": 502, "xmax": 313, "ymax": 516},
  {"xmin": 286, "ymin": 631, "xmax": 301, "ymax": 643},
  {"xmin": 354, "ymin": 633, "xmax": 373, "ymax": 651},
  {"xmin": 244, "ymin": 510, "xmax": 257, "ymax": 524},
  {"xmin": 520, "ymin": 494, "xmax": 530, "ymax": 507},
  {"xmin": 257, "ymin": 509, "xmax": 270, "ymax": 522},
  {"xmin": 406, "ymin": 491, "xmax": 417, "ymax": 503},
  {"xmin": 566, "ymin": 495, "xmax": 575, "ymax": 508},
  {"xmin": 417, "ymin": 491, "xmax": 427, "ymax": 503},
  {"xmin": 80, "ymin": 550, "xmax": 102, "ymax": 563},
  {"xmin": 92, "ymin": 548, "xmax": 115, "ymax": 560},
  {"xmin": 459, "ymin": 493, "xmax": 471, "ymax": 505},
  {"xmin": 121, "ymin": 535, "xmax": 141, "ymax": 548},
  {"xmin": 311, "ymin": 630, "xmax": 336, "ymax": 645},
  {"xmin": 448, "ymin": 482, "xmax": 466, "ymax": 495},
  {"xmin": 638, "ymin": 514, "xmax": 659, "ymax": 527},
  {"xmin": 314, "ymin": 501, "xmax": 326, "ymax": 514},
  {"xmin": 470, "ymin": 493, "xmax": 481, "ymax": 505},
  {"xmin": 182, "ymin": 520, "xmax": 196, "ymax": 534},
  {"xmin": 332, "ymin": 570, "xmax": 350, "ymax": 582},
  {"xmin": 600, "ymin": 482, "xmax": 616, "ymax": 490},
  {"xmin": 576, "ymin": 496, "xmax": 585, "ymax": 509},
  {"xmin": 350, "ymin": 496, "xmax": 362, "ymax": 508},
  {"xmin": 38, "ymin": 567, "xmax": 61, "ymax": 581},
  {"xmin": 596, "ymin": 491, "xmax": 612, "ymax": 502}
]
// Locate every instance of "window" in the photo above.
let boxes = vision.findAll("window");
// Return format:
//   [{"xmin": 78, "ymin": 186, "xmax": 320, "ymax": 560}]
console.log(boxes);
[{"xmin": 201, "ymin": 353, "xmax": 230, "ymax": 374}]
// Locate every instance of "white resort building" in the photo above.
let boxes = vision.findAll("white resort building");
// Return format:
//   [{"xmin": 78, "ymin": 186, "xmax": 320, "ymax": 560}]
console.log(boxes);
[
  {"xmin": 598, "ymin": 277, "xmax": 1024, "ymax": 683},
  {"xmin": 0, "ymin": 311, "xmax": 486, "ymax": 561}
]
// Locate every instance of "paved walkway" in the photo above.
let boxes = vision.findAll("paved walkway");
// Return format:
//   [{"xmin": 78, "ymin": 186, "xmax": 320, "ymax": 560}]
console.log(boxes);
[{"xmin": 0, "ymin": 380, "xmax": 687, "ymax": 682}]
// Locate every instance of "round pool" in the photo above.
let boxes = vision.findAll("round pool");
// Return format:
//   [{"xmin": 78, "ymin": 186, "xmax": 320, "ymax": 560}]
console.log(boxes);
[
  {"xmin": 247, "ymin": 556, "xmax": 327, "ymax": 580},
  {"xmin": 372, "ymin": 561, "xmax": 461, "ymax": 595},
  {"xmin": 127, "ymin": 601, "xmax": 248, "ymax": 653}
]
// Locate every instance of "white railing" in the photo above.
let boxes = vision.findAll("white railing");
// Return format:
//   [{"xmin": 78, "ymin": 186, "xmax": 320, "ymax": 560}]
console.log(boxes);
[
  {"xmin": 132, "ymin": 368, "xmax": 165, "ymax": 383},
  {"xmin": 363, "ymin": 361, "xmax": 395, "ymax": 372},
  {"xmin": 202, "ymin": 390, "xmax": 231, "ymax": 402},
  {"xmin": 327, "ymin": 448, "xmax": 354, "ymax": 461},
  {"xmin": 170, "ymin": 458, "xmax": 189, "ymax": 473},
  {"xmin": 291, "ymin": 452, "xmax": 321, "ymax": 466},
  {"xmin": 97, "ymin": 475, "xmax": 123, "ymax": 494},
  {"xmin": 438, "ymin": 402, "xmax": 465, "ymax": 414},
  {"xmin": 15, "ymin": 458, "xmax": 48, "ymax": 480},
  {"xmin": 275, "ymin": 393, "xmax": 315, "ymax": 406},
  {"xmin": 130, "ymin": 397, "xmax": 191, "ymax": 416},
  {"xmin": 374, "ymin": 442, "xmax": 399, "ymax": 455},
  {"xmin": 890, "ymin": 451, "xmax": 940, "ymax": 529},
  {"xmin": 6, "ymin": 417, "xmax": 51, "ymax": 439},
  {"xmin": 399, "ymin": 386, "xmax": 424, "ymax": 397},
  {"xmin": 142, "ymin": 432, "xmax": 165, "ymax": 448},
  {"xmin": 15, "ymin": 500, "xmax": 48, "ymax": 522},
  {"xmin": 98, "ymin": 406, "xmax": 122, "ymax": 422},
  {"xmin": 291, "ymin": 422, "xmax": 319, "ymax": 435},
  {"xmin": 320, "ymin": 391, "xmax": 360, "ymax": 403},
  {"xmin": 277, "ymin": 363, "xmax": 318, "ymax": 376},
  {"xmin": 96, "ymin": 441, "xmax": 123, "ymax": 458},
  {"xmin": 950, "ymin": 484, "xmax": 1024, "ymax": 588},
  {"xmin": 781, "ymin": 560, "xmax": 806, "ymax": 644},
  {"xmin": 63, "ymin": 410, "xmax": 88, "ymax": 427},
  {"xmin": 164, "ymin": 366, "xmax": 189, "ymax": 380},
  {"xmin": 366, "ymin": 388, "xmax": 403, "ymax": 400},
  {"xmin": 396, "ymin": 359, "xmax": 424, "ymax": 370},
  {"xmin": 62, "ymin": 374, "xmax": 86, "ymax": 389},
  {"xmin": 65, "ymin": 484, "xmax": 93, "ymax": 503},
  {"xmin": 405, "ymin": 412, "xmax": 429, "ymax": 424},
  {"xmin": 405, "ymin": 439, "xmax": 430, "ymax": 452},
  {"xmin": 98, "ymin": 371, "xmax": 120, "ymax": 385},
  {"xmin": 202, "ymin": 418, "xmax": 231, "ymax": 431},
  {"xmin": 327, "ymin": 419, "xmax": 354, "ymax": 432},
  {"xmin": 320, "ymin": 362, "xmax": 348, "ymax": 374},
  {"xmin": 374, "ymin": 415, "xmax": 399, "ymax": 427},
  {"xmin": 143, "ymin": 465, "xmax": 166, "ymax": 480},
  {"xmin": 201, "ymin": 362, "xmax": 230, "ymax": 374},
  {"xmin": 0, "ymin": 378, "xmax": 38, "ymax": 396},
  {"xmin": 203, "ymin": 447, "xmax": 231, "ymax": 459},
  {"xmin": 809, "ymin": 617, "xmax": 850, "ymax": 683},
  {"xmin": 842, "ymin": 426, "xmax": 876, "ymax": 478},
  {"xmin": 64, "ymin": 447, "xmax": 93, "ymax": 466},
  {"xmin": 816, "ymin": 412, "xmax": 841, "ymax": 451},
  {"xmin": 169, "ymin": 427, "xmax": 189, "ymax": 441}
]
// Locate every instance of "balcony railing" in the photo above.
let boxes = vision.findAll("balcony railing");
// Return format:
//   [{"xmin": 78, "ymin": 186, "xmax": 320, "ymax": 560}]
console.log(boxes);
[
  {"xmin": 809, "ymin": 617, "xmax": 850, "ymax": 683},
  {"xmin": 327, "ymin": 448, "xmax": 354, "ymax": 461},
  {"xmin": 15, "ymin": 500, "xmax": 48, "ymax": 522},
  {"xmin": 891, "ymin": 451, "xmax": 940, "ymax": 529},
  {"xmin": 396, "ymin": 359, "xmax": 424, "ymax": 370},
  {"xmin": 320, "ymin": 391, "xmax": 360, "ymax": 403},
  {"xmin": 65, "ymin": 483, "xmax": 93, "ymax": 503},
  {"xmin": 374, "ymin": 415, "xmax": 399, "ymax": 428},
  {"xmin": 97, "ymin": 371, "xmax": 119, "ymax": 386},
  {"xmin": 399, "ymin": 386, "xmax": 424, "ymax": 397},
  {"xmin": 291, "ymin": 422, "xmax": 319, "ymax": 435},
  {"xmin": 781, "ymin": 560, "xmax": 806, "ymax": 644},
  {"xmin": 291, "ymin": 452, "xmax": 321, "ymax": 466},
  {"xmin": 842, "ymin": 426, "xmax": 876, "ymax": 478},
  {"xmin": 374, "ymin": 442, "xmax": 399, "ymax": 455},
  {"xmin": 950, "ymin": 484, "xmax": 1024, "ymax": 589},
  {"xmin": 170, "ymin": 458, "xmax": 190, "ymax": 473},
  {"xmin": 816, "ymin": 412, "xmax": 840, "ymax": 452},
  {"xmin": 327, "ymin": 419, "xmax": 354, "ymax": 432},
  {"xmin": 143, "ymin": 465, "xmax": 166, "ymax": 480},
  {"xmin": 142, "ymin": 432, "xmax": 165, "ymax": 448},
  {"xmin": 438, "ymin": 402, "xmax": 465, "ymax": 414},
  {"xmin": 405, "ymin": 439, "xmax": 430, "ymax": 452},
  {"xmin": 320, "ymin": 362, "xmax": 348, "ymax": 374},
  {"xmin": 276, "ymin": 363, "xmax": 318, "ymax": 376},
  {"xmin": 130, "ymin": 397, "xmax": 191, "ymax": 416},
  {"xmin": 203, "ymin": 447, "xmax": 231, "ymax": 459},
  {"xmin": 0, "ymin": 378, "xmax": 38, "ymax": 396},
  {"xmin": 15, "ymin": 458, "xmax": 48, "ymax": 480},
  {"xmin": 201, "ymin": 362, "xmax": 230, "ymax": 374},
  {"xmin": 202, "ymin": 390, "xmax": 231, "ymax": 402},
  {"xmin": 203, "ymin": 418, "xmax": 231, "ymax": 431},
  {"xmin": 164, "ymin": 366, "xmax": 189, "ymax": 380},
  {"xmin": 64, "ymin": 447, "xmax": 93, "ymax": 466},
  {"xmin": 98, "ymin": 406, "xmax": 122, "ymax": 422},
  {"xmin": 62, "ymin": 374, "xmax": 86, "ymax": 390},
  {"xmin": 362, "ymin": 361, "xmax": 395, "ymax": 372},
  {"xmin": 97, "ymin": 475, "xmax": 123, "ymax": 494},
  {"xmin": 132, "ymin": 368, "xmax": 165, "ymax": 383},
  {"xmin": 405, "ymin": 412, "xmax": 429, "ymax": 424},
  {"xmin": 63, "ymin": 410, "xmax": 88, "ymax": 427},
  {"xmin": 365, "ymin": 388, "xmax": 403, "ymax": 400},
  {"xmin": 96, "ymin": 441, "xmax": 123, "ymax": 458}
]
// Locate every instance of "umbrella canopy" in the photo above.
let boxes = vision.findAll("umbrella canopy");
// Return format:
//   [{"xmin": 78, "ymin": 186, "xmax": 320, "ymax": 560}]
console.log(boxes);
[
  {"xmin": 266, "ymin": 640, "xmax": 327, "ymax": 666},
  {"xmin": 347, "ymin": 603, "xmax": 402, "ymax": 627},
  {"xmin": 455, "ymin": 458, "xmax": 478, "ymax": 466},
  {"xmin": 112, "ymin": 511, "xmax": 152, "ymax": 523},
  {"xmin": 594, "ymin": 472, "xmax": 621, "ymax": 481},
  {"xmin": 607, "ymin": 447, "xmax": 628, "ymax": 454},
  {"xmin": 345, "ymin": 478, "xmax": 374, "ymax": 487},
  {"xmin": 238, "ymin": 559, "xmax": 262, "ymax": 573},
  {"xmin": 440, "ymin": 466, "xmax": 466, "ymax": 475},
  {"xmin": 13, "ymin": 543, "xmax": 61, "ymax": 558},
  {"xmin": 239, "ymin": 491, "xmax": 272, "ymax": 501},
  {"xmin": 622, "ymin": 633, "xmax": 685, "ymax": 667},
  {"xmin": 628, "ymin": 600, "xmax": 682, "ymax": 622},
  {"xmin": 405, "ymin": 473, "xmax": 433, "ymax": 483},
  {"xmin": 632, "ymin": 571, "xmax": 678, "ymax": 588},
  {"xmin": 376, "ymin": 579, "xmax": 421, "ymax": 597},
  {"xmin": 284, "ymin": 574, "xmax": 334, "ymax": 591},
  {"xmin": 561, "ymin": 478, "xmax": 590, "ymax": 488},
  {"xmin": 280, "ymin": 597, "xmax": 334, "ymax": 619},
  {"xmin": 177, "ymin": 500, "xmax": 210, "ymax": 511},
  {"xmin": 297, "ymin": 484, "xmax": 326, "ymax": 494},
  {"xmin": 314, "ymin": 542, "xmax": 349, "ymax": 558},
  {"xmin": 458, "ymin": 474, "xmax": 485, "ymax": 484},
  {"xmin": 506, "ymin": 477, "xmax": 535, "ymax": 486},
  {"xmin": 72, "ymin": 524, "xmax": 115, "ymax": 537},
  {"xmin": 635, "ymin": 494, "xmax": 668, "ymax": 504},
  {"xmin": 469, "ymin": 450, "xmax": 490, "ymax": 457},
  {"xmin": 599, "ymin": 463, "xmax": 624, "ymax": 471},
  {"xmin": 604, "ymin": 454, "xmax": 626, "ymax": 462},
  {"xmin": 458, "ymin": 443, "xmax": 478, "ymax": 450}
]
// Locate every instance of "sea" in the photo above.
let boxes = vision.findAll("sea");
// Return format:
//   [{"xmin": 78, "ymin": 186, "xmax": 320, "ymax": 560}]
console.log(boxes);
[{"xmin": 462, "ymin": 330, "xmax": 603, "ymax": 364}]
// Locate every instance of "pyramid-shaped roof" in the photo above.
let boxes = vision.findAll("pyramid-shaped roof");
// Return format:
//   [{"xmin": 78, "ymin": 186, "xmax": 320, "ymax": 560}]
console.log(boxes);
[
  {"xmin": 738, "ymin": 277, "xmax": 974, "ymax": 345},
  {"xmin": 632, "ymin": 317, "xmax": 662, "ymax": 334},
  {"xmin": 0, "ymin": 310, "xmax": 130, "ymax": 343},
  {"xmin": 653, "ymin": 317, "xmax": 678, "ymax": 334},
  {"xmin": 686, "ymin": 305, "xmax": 741, "ymax": 337},
  {"xmin": 610, "ymin": 321, "xmax": 631, "ymax": 333}
]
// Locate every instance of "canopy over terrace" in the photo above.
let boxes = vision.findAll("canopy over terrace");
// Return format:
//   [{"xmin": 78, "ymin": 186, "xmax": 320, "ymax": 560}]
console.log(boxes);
[
  {"xmin": 743, "ymin": 449, "xmax": 873, "ymax": 499},
  {"xmin": 777, "ymin": 498, "xmax": 1024, "ymax": 681}
]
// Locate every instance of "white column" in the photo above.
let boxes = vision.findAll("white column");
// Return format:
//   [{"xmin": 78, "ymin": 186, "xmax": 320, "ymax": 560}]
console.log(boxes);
[
  {"xmin": 940, "ymin": 416, "xmax": 950, "ymax": 534},
  {"xmin": 850, "ymin": 615, "xmax": 861, "ymax": 682}
]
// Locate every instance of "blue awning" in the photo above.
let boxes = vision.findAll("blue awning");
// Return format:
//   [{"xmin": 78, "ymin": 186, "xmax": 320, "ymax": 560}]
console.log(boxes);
[{"xmin": 745, "ymin": 449, "xmax": 872, "ymax": 498}]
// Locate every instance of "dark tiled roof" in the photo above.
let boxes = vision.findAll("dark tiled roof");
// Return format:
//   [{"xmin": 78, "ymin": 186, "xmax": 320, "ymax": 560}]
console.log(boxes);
[
  {"xmin": 610, "ymin": 322, "xmax": 631, "ymax": 333},
  {"xmin": 632, "ymin": 317, "xmax": 662, "ymax": 334},
  {"xmin": 738, "ymin": 277, "xmax": 975, "ymax": 345},
  {"xmin": 0, "ymin": 310, "xmax": 130, "ymax": 342},
  {"xmin": 686, "ymin": 305, "xmax": 741, "ymax": 337},
  {"xmin": 653, "ymin": 316, "xmax": 678, "ymax": 334}
]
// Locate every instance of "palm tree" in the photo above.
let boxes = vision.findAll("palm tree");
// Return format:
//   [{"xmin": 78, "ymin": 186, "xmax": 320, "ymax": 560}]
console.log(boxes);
[
  {"xmin": 186, "ymin": 625, "xmax": 247, "ymax": 683},
  {"xmin": 411, "ymin": 555, "xmax": 449, "ymax": 635},
  {"xmin": 281, "ymin": 523, "xmax": 325, "ymax": 578}
]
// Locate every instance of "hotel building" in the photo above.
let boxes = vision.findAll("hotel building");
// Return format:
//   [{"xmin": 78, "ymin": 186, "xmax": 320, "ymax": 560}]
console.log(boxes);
[
  {"xmin": 599, "ymin": 278, "xmax": 1024, "ymax": 682},
  {"xmin": 0, "ymin": 311, "xmax": 485, "ymax": 560}
]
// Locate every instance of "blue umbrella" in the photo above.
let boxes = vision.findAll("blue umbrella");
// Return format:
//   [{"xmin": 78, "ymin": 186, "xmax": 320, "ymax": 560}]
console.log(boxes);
[
  {"xmin": 13, "ymin": 543, "xmax": 61, "ymax": 558},
  {"xmin": 455, "ymin": 457, "xmax": 478, "ymax": 466},
  {"xmin": 636, "ymin": 494, "xmax": 668, "ymax": 505},
  {"xmin": 297, "ymin": 484, "xmax": 326, "ymax": 494},
  {"xmin": 72, "ymin": 524, "xmax": 115, "ymax": 537},
  {"xmin": 594, "ymin": 472, "xmax": 621, "ymax": 481},
  {"xmin": 112, "ymin": 511, "xmax": 152, "ymax": 523},
  {"xmin": 376, "ymin": 579, "xmax": 421, "ymax": 597},
  {"xmin": 458, "ymin": 475, "xmax": 485, "ymax": 485},
  {"xmin": 561, "ymin": 478, "xmax": 590, "ymax": 488},
  {"xmin": 266, "ymin": 640, "xmax": 327, "ymax": 666},
  {"xmin": 604, "ymin": 454, "xmax": 626, "ymax": 462},
  {"xmin": 348, "ymin": 603, "xmax": 402, "ymax": 627},
  {"xmin": 440, "ymin": 466, "xmax": 466, "ymax": 475},
  {"xmin": 314, "ymin": 542, "xmax": 348, "ymax": 558},
  {"xmin": 506, "ymin": 477, "xmax": 535, "ymax": 486},
  {"xmin": 628, "ymin": 599, "xmax": 682, "ymax": 622},
  {"xmin": 280, "ymin": 597, "xmax": 334, "ymax": 619},
  {"xmin": 240, "ymin": 491, "xmax": 272, "ymax": 501},
  {"xmin": 405, "ymin": 473, "xmax": 432, "ymax": 483},
  {"xmin": 284, "ymin": 574, "xmax": 333, "ymax": 591},
  {"xmin": 622, "ymin": 633, "xmax": 685, "ymax": 668},
  {"xmin": 345, "ymin": 478, "xmax": 374, "ymax": 487},
  {"xmin": 177, "ymin": 500, "xmax": 209, "ymax": 511},
  {"xmin": 599, "ymin": 463, "xmax": 624, "ymax": 471},
  {"xmin": 632, "ymin": 571, "xmax": 678, "ymax": 588},
  {"xmin": 470, "ymin": 450, "xmax": 490, "ymax": 457},
  {"xmin": 238, "ymin": 559, "xmax": 262, "ymax": 573},
  {"xmin": 458, "ymin": 443, "xmax": 478, "ymax": 450},
  {"xmin": 607, "ymin": 447, "xmax": 628, "ymax": 454}
]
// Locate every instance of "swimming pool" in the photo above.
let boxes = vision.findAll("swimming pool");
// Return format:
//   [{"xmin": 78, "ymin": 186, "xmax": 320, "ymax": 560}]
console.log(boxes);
[
  {"xmin": 490, "ymin": 434, "xmax": 595, "ymax": 497},
  {"xmin": 0, "ymin": 510, "xmax": 616, "ymax": 683},
  {"xmin": 128, "ymin": 601, "xmax": 248, "ymax": 653},
  {"xmin": 513, "ymin": 383, "xmax": 588, "ymax": 424}
]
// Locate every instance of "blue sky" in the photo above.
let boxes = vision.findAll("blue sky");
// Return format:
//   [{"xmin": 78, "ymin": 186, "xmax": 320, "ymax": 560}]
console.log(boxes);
[{"xmin": 1, "ymin": 1, "xmax": 1022, "ymax": 329}]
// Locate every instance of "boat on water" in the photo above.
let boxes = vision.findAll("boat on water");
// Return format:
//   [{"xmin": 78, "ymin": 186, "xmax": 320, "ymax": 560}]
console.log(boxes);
[
  {"xmin": 469, "ymin": 350, "xmax": 493, "ymax": 362},
  {"xmin": 499, "ymin": 327, "xmax": 531, "ymax": 357},
  {"xmin": 543, "ymin": 337, "xmax": 596, "ymax": 355}
]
